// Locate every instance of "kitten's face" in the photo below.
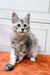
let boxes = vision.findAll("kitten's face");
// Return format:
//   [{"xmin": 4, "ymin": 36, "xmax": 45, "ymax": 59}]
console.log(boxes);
[{"xmin": 12, "ymin": 13, "xmax": 30, "ymax": 36}]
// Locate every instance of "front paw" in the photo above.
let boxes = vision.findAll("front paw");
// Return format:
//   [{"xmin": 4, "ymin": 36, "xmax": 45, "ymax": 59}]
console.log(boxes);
[{"xmin": 4, "ymin": 64, "xmax": 14, "ymax": 71}]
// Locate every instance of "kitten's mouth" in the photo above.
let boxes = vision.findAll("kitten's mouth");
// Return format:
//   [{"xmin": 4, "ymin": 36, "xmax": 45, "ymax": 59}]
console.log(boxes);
[
  {"xmin": 21, "ymin": 29, "xmax": 24, "ymax": 33},
  {"xmin": 20, "ymin": 30, "xmax": 25, "ymax": 33},
  {"xmin": 20, "ymin": 31, "xmax": 24, "ymax": 33},
  {"xmin": 14, "ymin": 30, "xmax": 28, "ymax": 37}
]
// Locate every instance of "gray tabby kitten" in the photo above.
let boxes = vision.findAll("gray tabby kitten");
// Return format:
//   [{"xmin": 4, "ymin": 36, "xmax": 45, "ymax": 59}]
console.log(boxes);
[{"xmin": 4, "ymin": 13, "xmax": 40, "ymax": 71}]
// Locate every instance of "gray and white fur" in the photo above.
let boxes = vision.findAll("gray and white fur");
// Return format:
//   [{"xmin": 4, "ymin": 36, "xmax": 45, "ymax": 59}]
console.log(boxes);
[{"xmin": 4, "ymin": 13, "xmax": 40, "ymax": 71}]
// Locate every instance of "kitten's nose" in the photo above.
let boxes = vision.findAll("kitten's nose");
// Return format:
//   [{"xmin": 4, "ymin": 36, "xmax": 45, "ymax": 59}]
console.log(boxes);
[{"xmin": 21, "ymin": 29, "xmax": 24, "ymax": 32}]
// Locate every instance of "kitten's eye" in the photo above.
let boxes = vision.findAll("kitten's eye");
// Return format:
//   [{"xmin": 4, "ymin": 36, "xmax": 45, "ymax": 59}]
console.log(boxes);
[
  {"xmin": 17, "ymin": 24, "xmax": 20, "ymax": 27},
  {"xmin": 24, "ymin": 24, "xmax": 27, "ymax": 27}
]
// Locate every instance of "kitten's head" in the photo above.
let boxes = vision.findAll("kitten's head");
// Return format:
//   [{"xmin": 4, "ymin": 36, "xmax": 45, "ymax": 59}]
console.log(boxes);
[{"xmin": 12, "ymin": 12, "xmax": 30, "ymax": 37}]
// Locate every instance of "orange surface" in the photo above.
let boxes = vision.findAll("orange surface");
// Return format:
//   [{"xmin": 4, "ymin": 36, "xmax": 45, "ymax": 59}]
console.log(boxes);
[{"xmin": 0, "ymin": 52, "xmax": 50, "ymax": 75}]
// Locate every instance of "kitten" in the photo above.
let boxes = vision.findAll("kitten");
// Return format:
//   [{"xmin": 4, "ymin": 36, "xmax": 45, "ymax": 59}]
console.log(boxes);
[{"xmin": 4, "ymin": 13, "xmax": 40, "ymax": 71}]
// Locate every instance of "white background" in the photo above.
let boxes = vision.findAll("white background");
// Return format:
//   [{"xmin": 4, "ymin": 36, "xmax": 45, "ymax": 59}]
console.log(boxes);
[
  {"xmin": 0, "ymin": 0, "xmax": 49, "ymax": 12},
  {"xmin": 0, "ymin": 0, "xmax": 50, "ymax": 55}
]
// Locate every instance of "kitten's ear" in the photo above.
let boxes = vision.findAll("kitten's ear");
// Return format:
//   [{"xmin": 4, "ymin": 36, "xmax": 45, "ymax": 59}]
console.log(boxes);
[
  {"xmin": 12, "ymin": 12, "xmax": 19, "ymax": 23},
  {"xmin": 24, "ymin": 13, "xmax": 30, "ymax": 24}
]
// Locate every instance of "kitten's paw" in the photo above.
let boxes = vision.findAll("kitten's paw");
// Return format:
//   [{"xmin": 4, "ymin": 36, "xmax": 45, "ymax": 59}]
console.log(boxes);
[
  {"xmin": 30, "ymin": 57, "xmax": 36, "ymax": 62},
  {"xmin": 16, "ymin": 60, "xmax": 21, "ymax": 64},
  {"xmin": 4, "ymin": 64, "xmax": 14, "ymax": 71},
  {"xmin": 16, "ymin": 61, "xmax": 20, "ymax": 64}
]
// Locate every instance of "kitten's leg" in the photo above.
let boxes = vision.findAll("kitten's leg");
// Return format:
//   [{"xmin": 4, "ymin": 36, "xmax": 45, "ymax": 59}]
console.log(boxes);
[
  {"xmin": 28, "ymin": 47, "xmax": 40, "ymax": 62},
  {"xmin": 29, "ymin": 55, "xmax": 36, "ymax": 62},
  {"xmin": 4, "ymin": 48, "xmax": 16, "ymax": 71},
  {"xmin": 16, "ymin": 47, "xmax": 26, "ymax": 64},
  {"xmin": 16, "ymin": 55, "xmax": 24, "ymax": 64}
]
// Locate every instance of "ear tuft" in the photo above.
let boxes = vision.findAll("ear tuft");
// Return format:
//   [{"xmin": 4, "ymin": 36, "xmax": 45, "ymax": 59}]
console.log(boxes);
[
  {"xmin": 24, "ymin": 13, "xmax": 30, "ymax": 24},
  {"xmin": 12, "ymin": 12, "xmax": 19, "ymax": 23}
]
